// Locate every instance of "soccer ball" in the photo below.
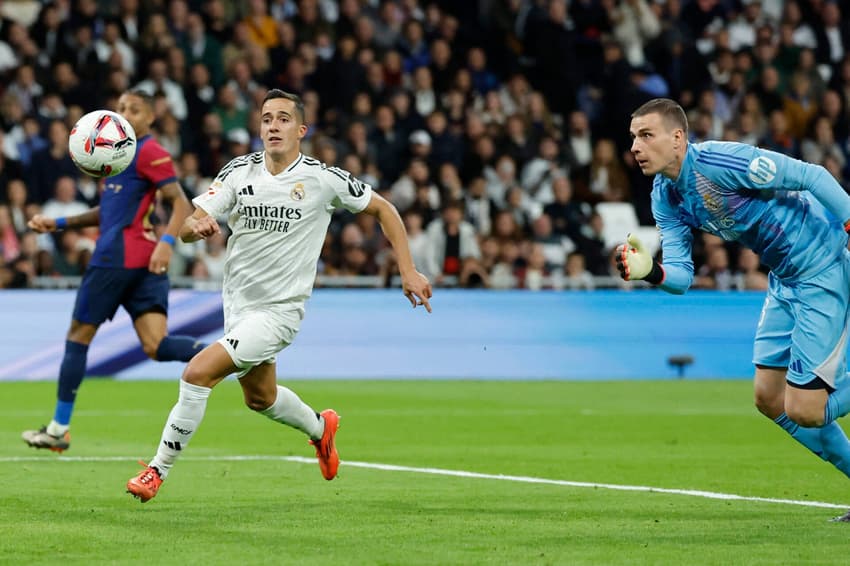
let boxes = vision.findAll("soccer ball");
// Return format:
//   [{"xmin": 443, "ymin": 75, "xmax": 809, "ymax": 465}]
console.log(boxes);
[{"xmin": 68, "ymin": 110, "xmax": 137, "ymax": 178}]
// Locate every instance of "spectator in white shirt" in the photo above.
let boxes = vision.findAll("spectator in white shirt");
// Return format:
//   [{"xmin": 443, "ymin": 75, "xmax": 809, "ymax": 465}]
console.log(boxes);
[
  {"xmin": 402, "ymin": 209, "xmax": 439, "ymax": 280},
  {"xmin": 134, "ymin": 59, "xmax": 188, "ymax": 120},
  {"xmin": 0, "ymin": 39, "xmax": 18, "ymax": 74},
  {"xmin": 426, "ymin": 199, "xmax": 481, "ymax": 283},
  {"xmin": 41, "ymin": 176, "xmax": 88, "ymax": 221},
  {"xmin": 95, "ymin": 21, "xmax": 136, "ymax": 76}
]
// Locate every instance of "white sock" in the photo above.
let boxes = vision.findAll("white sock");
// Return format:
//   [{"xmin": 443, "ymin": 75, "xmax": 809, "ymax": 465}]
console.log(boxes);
[
  {"xmin": 260, "ymin": 385, "xmax": 324, "ymax": 439},
  {"xmin": 47, "ymin": 420, "xmax": 68, "ymax": 436},
  {"xmin": 149, "ymin": 380, "xmax": 211, "ymax": 479}
]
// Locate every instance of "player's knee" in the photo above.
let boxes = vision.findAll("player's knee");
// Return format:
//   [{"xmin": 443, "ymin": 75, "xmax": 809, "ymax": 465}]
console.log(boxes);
[
  {"xmin": 142, "ymin": 340, "xmax": 160, "ymax": 360},
  {"xmin": 244, "ymin": 393, "xmax": 272, "ymax": 412},
  {"xmin": 181, "ymin": 362, "xmax": 208, "ymax": 387},
  {"xmin": 785, "ymin": 405, "xmax": 824, "ymax": 428},
  {"xmin": 753, "ymin": 389, "xmax": 782, "ymax": 419},
  {"xmin": 67, "ymin": 320, "xmax": 97, "ymax": 344}
]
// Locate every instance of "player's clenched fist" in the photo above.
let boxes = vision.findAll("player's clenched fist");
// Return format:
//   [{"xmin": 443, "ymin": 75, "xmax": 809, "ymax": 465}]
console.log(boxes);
[
  {"xmin": 615, "ymin": 233, "xmax": 660, "ymax": 282},
  {"xmin": 28, "ymin": 214, "xmax": 57, "ymax": 233},
  {"xmin": 191, "ymin": 215, "xmax": 221, "ymax": 240}
]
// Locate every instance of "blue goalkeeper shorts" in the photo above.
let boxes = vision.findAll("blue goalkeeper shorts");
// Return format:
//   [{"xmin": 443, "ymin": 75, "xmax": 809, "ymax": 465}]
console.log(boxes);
[{"xmin": 753, "ymin": 250, "xmax": 850, "ymax": 390}]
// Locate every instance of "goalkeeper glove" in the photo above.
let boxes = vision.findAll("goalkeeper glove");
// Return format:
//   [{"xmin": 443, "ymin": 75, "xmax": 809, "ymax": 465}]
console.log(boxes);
[{"xmin": 615, "ymin": 233, "xmax": 664, "ymax": 284}]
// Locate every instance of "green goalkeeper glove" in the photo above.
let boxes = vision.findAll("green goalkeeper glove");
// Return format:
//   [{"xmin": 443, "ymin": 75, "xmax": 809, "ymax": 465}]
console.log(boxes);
[{"xmin": 615, "ymin": 233, "xmax": 664, "ymax": 284}]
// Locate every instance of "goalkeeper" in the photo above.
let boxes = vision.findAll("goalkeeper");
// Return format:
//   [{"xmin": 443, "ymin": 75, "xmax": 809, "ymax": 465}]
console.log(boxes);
[{"xmin": 622, "ymin": 98, "xmax": 850, "ymax": 521}]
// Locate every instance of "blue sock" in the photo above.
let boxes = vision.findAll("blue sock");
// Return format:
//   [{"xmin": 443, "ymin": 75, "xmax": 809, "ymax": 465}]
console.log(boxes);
[
  {"xmin": 824, "ymin": 378, "xmax": 850, "ymax": 424},
  {"xmin": 54, "ymin": 341, "xmax": 89, "ymax": 426},
  {"xmin": 774, "ymin": 412, "xmax": 850, "ymax": 479},
  {"xmin": 156, "ymin": 335, "xmax": 204, "ymax": 362},
  {"xmin": 819, "ymin": 422, "xmax": 850, "ymax": 478},
  {"xmin": 773, "ymin": 412, "xmax": 826, "ymax": 460},
  {"xmin": 53, "ymin": 401, "xmax": 74, "ymax": 426}
]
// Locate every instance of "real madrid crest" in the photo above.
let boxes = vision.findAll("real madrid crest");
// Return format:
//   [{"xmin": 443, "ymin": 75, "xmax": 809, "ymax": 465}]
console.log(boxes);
[{"xmin": 290, "ymin": 183, "xmax": 305, "ymax": 201}]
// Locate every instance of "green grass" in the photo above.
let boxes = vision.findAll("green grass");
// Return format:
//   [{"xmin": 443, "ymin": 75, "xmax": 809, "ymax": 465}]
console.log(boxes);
[{"xmin": 1, "ymin": 379, "xmax": 848, "ymax": 565}]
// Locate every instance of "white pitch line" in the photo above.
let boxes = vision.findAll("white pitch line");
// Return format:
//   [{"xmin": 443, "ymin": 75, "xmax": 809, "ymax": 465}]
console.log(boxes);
[{"xmin": 2, "ymin": 454, "xmax": 847, "ymax": 511}]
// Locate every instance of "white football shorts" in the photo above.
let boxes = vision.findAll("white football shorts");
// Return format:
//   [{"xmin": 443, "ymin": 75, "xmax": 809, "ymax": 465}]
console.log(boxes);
[{"xmin": 218, "ymin": 305, "xmax": 304, "ymax": 378}]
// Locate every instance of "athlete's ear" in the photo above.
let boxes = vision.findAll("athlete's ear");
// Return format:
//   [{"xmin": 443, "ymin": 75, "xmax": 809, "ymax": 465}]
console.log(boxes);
[
  {"xmin": 297, "ymin": 123, "xmax": 308, "ymax": 140},
  {"xmin": 672, "ymin": 128, "xmax": 684, "ymax": 149}
]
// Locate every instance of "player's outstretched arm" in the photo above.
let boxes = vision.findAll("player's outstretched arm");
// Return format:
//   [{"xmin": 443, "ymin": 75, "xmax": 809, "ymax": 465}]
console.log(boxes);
[
  {"xmin": 28, "ymin": 207, "xmax": 101, "ymax": 233},
  {"xmin": 180, "ymin": 207, "xmax": 220, "ymax": 243},
  {"xmin": 361, "ymin": 193, "xmax": 433, "ymax": 312}
]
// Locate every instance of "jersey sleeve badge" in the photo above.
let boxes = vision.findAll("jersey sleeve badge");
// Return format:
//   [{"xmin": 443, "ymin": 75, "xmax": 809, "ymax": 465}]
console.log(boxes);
[{"xmin": 748, "ymin": 156, "xmax": 777, "ymax": 185}]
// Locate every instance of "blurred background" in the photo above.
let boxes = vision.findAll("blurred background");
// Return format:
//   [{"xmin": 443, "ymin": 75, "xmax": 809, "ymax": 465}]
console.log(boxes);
[{"xmin": 2, "ymin": 0, "xmax": 845, "ymax": 292}]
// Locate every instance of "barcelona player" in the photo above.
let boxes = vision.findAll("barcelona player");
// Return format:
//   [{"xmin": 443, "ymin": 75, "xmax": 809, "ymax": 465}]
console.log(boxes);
[
  {"xmin": 619, "ymin": 98, "xmax": 850, "ymax": 520},
  {"xmin": 23, "ymin": 89, "xmax": 203, "ymax": 451}
]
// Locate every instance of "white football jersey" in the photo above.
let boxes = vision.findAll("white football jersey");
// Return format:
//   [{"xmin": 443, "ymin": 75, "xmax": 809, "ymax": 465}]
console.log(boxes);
[{"xmin": 193, "ymin": 152, "xmax": 372, "ymax": 314}]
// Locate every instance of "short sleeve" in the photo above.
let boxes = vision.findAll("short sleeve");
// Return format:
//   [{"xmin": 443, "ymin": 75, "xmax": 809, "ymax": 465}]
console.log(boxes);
[
  {"xmin": 324, "ymin": 166, "xmax": 373, "ymax": 213},
  {"xmin": 192, "ymin": 159, "xmax": 240, "ymax": 217},
  {"xmin": 137, "ymin": 139, "xmax": 178, "ymax": 187}
]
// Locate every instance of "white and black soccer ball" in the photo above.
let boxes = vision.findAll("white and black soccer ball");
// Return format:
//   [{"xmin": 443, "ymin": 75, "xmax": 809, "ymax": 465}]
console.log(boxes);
[{"xmin": 68, "ymin": 110, "xmax": 137, "ymax": 178}]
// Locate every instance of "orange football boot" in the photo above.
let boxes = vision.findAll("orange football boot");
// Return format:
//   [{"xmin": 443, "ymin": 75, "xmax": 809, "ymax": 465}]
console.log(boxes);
[
  {"xmin": 126, "ymin": 461, "xmax": 163, "ymax": 503},
  {"xmin": 309, "ymin": 409, "xmax": 340, "ymax": 480}
]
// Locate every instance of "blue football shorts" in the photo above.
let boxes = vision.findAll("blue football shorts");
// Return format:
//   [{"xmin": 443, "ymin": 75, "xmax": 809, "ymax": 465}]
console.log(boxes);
[
  {"xmin": 72, "ymin": 266, "xmax": 170, "ymax": 325},
  {"xmin": 753, "ymin": 250, "xmax": 850, "ymax": 389}
]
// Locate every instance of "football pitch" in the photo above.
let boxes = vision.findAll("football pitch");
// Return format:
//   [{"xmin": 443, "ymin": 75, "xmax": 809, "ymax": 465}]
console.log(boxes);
[{"xmin": 1, "ymin": 379, "xmax": 849, "ymax": 565}]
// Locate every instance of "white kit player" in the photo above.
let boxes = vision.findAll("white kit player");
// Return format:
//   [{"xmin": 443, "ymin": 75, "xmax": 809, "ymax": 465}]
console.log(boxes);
[{"xmin": 127, "ymin": 90, "xmax": 433, "ymax": 502}]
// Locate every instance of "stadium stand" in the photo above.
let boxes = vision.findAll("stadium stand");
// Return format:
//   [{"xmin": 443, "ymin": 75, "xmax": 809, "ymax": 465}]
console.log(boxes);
[{"xmin": 0, "ymin": 0, "xmax": 848, "ymax": 292}]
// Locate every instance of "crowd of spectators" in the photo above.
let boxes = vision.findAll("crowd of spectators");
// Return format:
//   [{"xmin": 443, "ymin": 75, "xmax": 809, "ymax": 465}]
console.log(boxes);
[{"xmin": 0, "ymin": 0, "xmax": 849, "ymax": 291}]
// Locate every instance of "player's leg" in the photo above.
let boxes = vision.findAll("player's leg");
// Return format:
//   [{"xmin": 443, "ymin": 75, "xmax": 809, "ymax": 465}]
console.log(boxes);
[
  {"xmin": 151, "ymin": 343, "xmax": 236, "ymax": 473},
  {"xmin": 785, "ymin": 385, "xmax": 831, "ymax": 427},
  {"xmin": 752, "ymin": 277, "xmax": 794, "ymax": 424},
  {"xmin": 22, "ymin": 267, "xmax": 122, "ymax": 451},
  {"xmin": 754, "ymin": 365, "xmax": 833, "ymax": 463},
  {"xmin": 754, "ymin": 365, "xmax": 788, "ymax": 421},
  {"xmin": 780, "ymin": 262, "xmax": 850, "ymax": 478},
  {"xmin": 232, "ymin": 308, "xmax": 340, "ymax": 480},
  {"xmin": 783, "ymin": 257, "xmax": 850, "ymax": 427},
  {"xmin": 239, "ymin": 363, "xmax": 339, "ymax": 480},
  {"xmin": 132, "ymin": 310, "xmax": 204, "ymax": 361},
  {"xmin": 129, "ymin": 305, "xmax": 272, "ymax": 500},
  {"xmin": 21, "ymin": 320, "xmax": 99, "ymax": 451},
  {"xmin": 752, "ymin": 278, "xmax": 840, "ymax": 466},
  {"xmin": 820, "ymin": 254, "xmax": 850, "ymax": 425},
  {"xmin": 239, "ymin": 362, "xmax": 325, "ymax": 439},
  {"xmin": 127, "ymin": 270, "xmax": 204, "ymax": 362},
  {"xmin": 784, "ymin": 381, "xmax": 850, "ymax": 479},
  {"xmin": 783, "ymin": 384, "xmax": 850, "ymax": 481},
  {"xmin": 127, "ymin": 342, "xmax": 236, "ymax": 502}
]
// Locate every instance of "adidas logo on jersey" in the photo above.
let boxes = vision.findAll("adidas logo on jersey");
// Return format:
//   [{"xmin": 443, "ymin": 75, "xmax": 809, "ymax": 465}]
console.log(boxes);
[
  {"xmin": 238, "ymin": 185, "xmax": 255, "ymax": 196},
  {"xmin": 227, "ymin": 338, "xmax": 239, "ymax": 350}
]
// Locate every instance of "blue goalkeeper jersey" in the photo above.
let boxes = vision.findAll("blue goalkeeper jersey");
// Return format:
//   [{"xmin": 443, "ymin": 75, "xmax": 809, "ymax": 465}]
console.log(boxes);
[{"xmin": 652, "ymin": 141, "xmax": 850, "ymax": 293}]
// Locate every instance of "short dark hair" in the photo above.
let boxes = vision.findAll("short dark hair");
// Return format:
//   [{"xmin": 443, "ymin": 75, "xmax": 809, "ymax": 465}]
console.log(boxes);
[
  {"xmin": 631, "ymin": 98, "xmax": 688, "ymax": 136},
  {"xmin": 442, "ymin": 198, "xmax": 465, "ymax": 213},
  {"xmin": 123, "ymin": 88, "xmax": 155, "ymax": 110},
  {"xmin": 262, "ymin": 89, "xmax": 305, "ymax": 123}
]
